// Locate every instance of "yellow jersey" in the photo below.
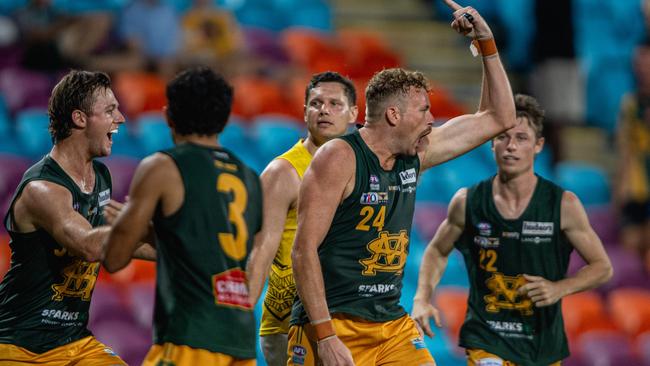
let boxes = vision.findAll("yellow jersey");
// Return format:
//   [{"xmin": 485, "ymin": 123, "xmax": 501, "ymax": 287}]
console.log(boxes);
[{"xmin": 259, "ymin": 140, "xmax": 312, "ymax": 336}]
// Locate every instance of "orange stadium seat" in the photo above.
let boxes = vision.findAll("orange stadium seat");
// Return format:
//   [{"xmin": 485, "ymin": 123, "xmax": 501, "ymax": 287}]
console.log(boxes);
[
  {"xmin": 562, "ymin": 291, "xmax": 618, "ymax": 342},
  {"xmin": 230, "ymin": 76, "xmax": 293, "ymax": 119},
  {"xmin": 608, "ymin": 288, "xmax": 650, "ymax": 338},
  {"xmin": 113, "ymin": 72, "xmax": 167, "ymax": 120},
  {"xmin": 281, "ymin": 28, "xmax": 346, "ymax": 74},
  {"xmin": 434, "ymin": 287, "xmax": 469, "ymax": 344},
  {"xmin": 0, "ymin": 234, "xmax": 10, "ymax": 281},
  {"xmin": 337, "ymin": 29, "xmax": 402, "ymax": 78}
]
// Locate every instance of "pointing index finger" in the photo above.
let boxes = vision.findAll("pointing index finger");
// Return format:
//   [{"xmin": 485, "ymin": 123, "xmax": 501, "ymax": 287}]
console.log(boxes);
[{"xmin": 442, "ymin": 0, "xmax": 463, "ymax": 11}]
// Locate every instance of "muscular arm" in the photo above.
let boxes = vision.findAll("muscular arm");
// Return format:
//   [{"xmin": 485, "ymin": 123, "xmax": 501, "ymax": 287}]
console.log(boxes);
[
  {"xmin": 420, "ymin": 4, "xmax": 516, "ymax": 170},
  {"xmin": 519, "ymin": 191, "xmax": 613, "ymax": 306},
  {"xmin": 412, "ymin": 189, "xmax": 466, "ymax": 337},
  {"xmin": 104, "ymin": 154, "xmax": 178, "ymax": 272},
  {"xmin": 292, "ymin": 140, "xmax": 355, "ymax": 324},
  {"xmin": 247, "ymin": 159, "xmax": 300, "ymax": 305},
  {"xmin": 12, "ymin": 181, "xmax": 110, "ymax": 262}
]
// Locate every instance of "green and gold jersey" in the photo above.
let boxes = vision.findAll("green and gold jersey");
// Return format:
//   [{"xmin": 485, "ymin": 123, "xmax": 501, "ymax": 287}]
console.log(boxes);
[
  {"xmin": 260, "ymin": 140, "xmax": 312, "ymax": 336},
  {"xmin": 0, "ymin": 155, "xmax": 112, "ymax": 353},
  {"xmin": 455, "ymin": 176, "xmax": 571, "ymax": 365},
  {"xmin": 291, "ymin": 130, "xmax": 420, "ymax": 325},
  {"xmin": 153, "ymin": 143, "xmax": 262, "ymax": 359}
]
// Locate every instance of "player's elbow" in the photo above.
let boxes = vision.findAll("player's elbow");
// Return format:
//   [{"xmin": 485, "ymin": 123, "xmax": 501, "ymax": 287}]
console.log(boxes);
[
  {"xmin": 80, "ymin": 245, "xmax": 104, "ymax": 263},
  {"xmin": 601, "ymin": 261, "xmax": 614, "ymax": 284},
  {"xmin": 103, "ymin": 256, "xmax": 126, "ymax": 273}
]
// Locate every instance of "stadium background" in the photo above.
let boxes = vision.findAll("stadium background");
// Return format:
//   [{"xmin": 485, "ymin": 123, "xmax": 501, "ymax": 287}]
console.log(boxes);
[{"xmin": 0, "ymin": 0, "xmax": 649, "ymax": 364}]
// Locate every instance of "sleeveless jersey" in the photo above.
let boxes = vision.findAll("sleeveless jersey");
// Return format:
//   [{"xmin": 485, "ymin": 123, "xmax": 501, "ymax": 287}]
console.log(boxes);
[
  {"xmin": 153, "ymin": 143, "xmax": 262, "ymax": 359},
  {"xmin": 291, "ymin": 130, "xmax": 420, "ymax": 325},
  {"xmin": 260, "ymin": 140, "xmax": 312, "ymax": 336},
  {"xmin": 455, "ymin": 176, "xmax": 572, "ymax": 365},
  {"xmin": 0, "ymin": 155, "xmax": 112, "ymax": 353}
]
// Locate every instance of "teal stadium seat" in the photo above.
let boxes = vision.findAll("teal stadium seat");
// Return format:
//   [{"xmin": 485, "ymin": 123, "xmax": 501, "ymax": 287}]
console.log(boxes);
[
  {"xmin": 137, "ymin": 112, "xmax": 173, "ymax": 155},
  {"xmin": 251, "ymin": 115, "xmax": 304, "ymax": 166},
  {"xmin": 15, "ymin": 108, "xmax": 51, "ymax": 159},
  {"xmin": 555, "ymin": 161, "xmax": 610, "ymax": 206}
]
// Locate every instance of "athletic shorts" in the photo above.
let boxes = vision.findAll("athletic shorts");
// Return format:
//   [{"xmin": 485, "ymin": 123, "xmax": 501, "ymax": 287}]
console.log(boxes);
[
  {"xmin": 287, "ymin": 313, "xmax": 435, "ymax": 365},
  {"xmin": 466, "ymin": 348, "xmax": 561, "ymax": 366},
  {"xmin": 142, "ymin": 343, "xmax": 255, "ymax": 366},
  {"xmin": 0, "ymin": 336, "xmax": 126, "ymax": 365}
]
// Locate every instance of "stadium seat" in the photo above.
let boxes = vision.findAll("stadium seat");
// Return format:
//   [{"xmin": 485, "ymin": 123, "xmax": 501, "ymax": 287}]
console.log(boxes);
[
  {"xmin": 125, "ymin": 281, "xmax": 156, "ymax": 330},
  {"xmin": 0, "ymin": 234, "xmax": 10, "ymax": 280},
  {"xmin": 15, "ymin": 108, "xmax": 51, "ymax": 159},
  {"xmin": 234, "ymin": 3, "xmax": 286, "ymax": 31},
  {"xmin": 243, "ymin": 27, "xmax": 290, "ymax": 65},
  {"xmin": 0, "ymin": 67, "xmax": 52, "ymax": 115},
  {"xmin": 102, "ymin": 156, "xmax": 140, "ymax": 202},
  {"xmin": 600, "ymin": 246, "xmax": 649, "ymax": 292},
  {"xmin": 413, "ymin": 203, "xmax": 448, "ymax": 241},
  {"xmin": 113, "ymin": 72, "xmax": 167, "ymax": 120},
  {"xmin": 251, "ymin": 115, "xmax": 304, "ymax": 165},
  {"xmin": 136, "ymin": 112, "xmax": 173, "ymax": 155},
  {"xmin": 434, "ymin": 287, "xmax": 469, "ymax": 344},
  {"xmin": 576, "ymin": 330, "xmax": 640, "ymax": 366},
  {"xmin": 637, "ymin": 331, "xmax": 650, "ymax": 366},
  {"xmin": 230, "ymin": 77, "xmax": 292, "ymax": 118},
  {"xmin": 337, "ymin": 29, "xmax": 401, "ymax": 79},
  {"xmin": 555, "ymin": 162, "xmax": 610, "ymax": 206},
  {"xmin": 608, "ymin": 288, "xmax": 650, "ymax": 338},
  {"xmin": 585, "ymin": 205, "xmax": 618, "ymax": 245},
  {"xmin": 281, "ymin": 28, "xmax": 346, "ymax": 74},
  {"xmin": 0, "ymin": 153, "xmax": 30, "ymax": 200},
  {"xmin": 109, "ymin": 124, "xmax": 145, "ymax": 159},
  {"xmin": 89, "ymin": 283, "xmax": 130, "ymax": 328},
  {"xmin": 286, "ymin": 0, "xmax": 332, "ymax": 31},
  {"xmin": 92, "ymin": 319, "xmax": 151, "ymax": 365},
  {"xmin": 562, "ymin": 291, "xmax": 618, "ymax": 342}
]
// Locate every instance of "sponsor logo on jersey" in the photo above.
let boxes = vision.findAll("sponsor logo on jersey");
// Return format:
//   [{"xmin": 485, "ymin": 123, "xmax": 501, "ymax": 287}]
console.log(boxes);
[
  {"xmin": 41, "ymin": 309, "xmax": 80, "ymax": 321},
  {"xmin": 521, "ymin": 236, "xmax": 552, "ymax": 244},
  {"xmin": 359, "ymin": 230, "xmax": 409, "ymax": 275},
  {"xmin": 292, "ymin": 345, "xmax": 307, "ymax": 365},
  {"xmin": 98, "ymin": 189, "xmax": 111, "ymax": 207},
  {"xmin": 360, "ymin": 192, "xmax": 388, "ymax": 205},
  {"xmin": 358, "ymin": 283, "xmax": 396, "ymax": 297},
  {"xmin": 477, "ymin": 358, "xmax": 503, "ymax": 366},
  {"xmin": 474, "ymin": 236, "xmax": 500, "ymax": 248},
  {"xmin": 388, "ymin": 185, "xmax": 400, "ymax": 191},
  {"xmin": 502, "ymin": 231, "xmax": 520, "ymax": 239},
  {"xmin": 522, "ymin": 221, "xmax": 554, "ymax": 236},
  {"xmin": 411, "ymin": 337, "xmax": 426, "ymax": 350},
  {"xmin": 370, "ymin": 175, "xmax": 379, "ymax": 184},
  {"xmin": 399, "ymin": 168, "xmax": 417, "ymax": 185},
  {"xmin": 212, "ymin": 268, "xmax": 251, "ymax": 310},
  {"xmin": 477, "ymin": 222, "xmax": 492, "ymax": 236}
]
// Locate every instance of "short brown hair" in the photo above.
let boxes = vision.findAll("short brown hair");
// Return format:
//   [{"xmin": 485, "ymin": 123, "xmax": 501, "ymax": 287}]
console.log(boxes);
[
  {"xmin": 515, "ymin": 93, "xmax": 544, "ymax": 139},
  {"xmin": 365, "ymin": 68, "xmax": 429, "ymax": 121},
  {"xmin": 48, "ymin": 70, "xmax": 112, "ymax": 143}
]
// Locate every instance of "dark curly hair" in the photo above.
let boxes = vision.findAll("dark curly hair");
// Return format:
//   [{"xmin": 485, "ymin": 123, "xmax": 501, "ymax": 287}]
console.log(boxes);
[
  {"xmin": 515, "ymin": 93, "xmax": 545, "ymax": 138},
  {"xmin": 166, "ymin": 67, "xmax": 233, "ymax": 136},
  {"xmin": 48, "ymin": 70, "xmax": 112, "ymax": 143},
  {"xmin": 365, "ymin": 68, "xmax": 429, "ymax": 121},
  {"xmin": 304, "ymin": 71, "xmax": 356, "ymax": 106}
]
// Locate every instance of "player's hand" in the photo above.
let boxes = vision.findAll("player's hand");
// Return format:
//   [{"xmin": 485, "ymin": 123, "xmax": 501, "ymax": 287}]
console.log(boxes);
[
  {"xmin": 518, "ymin": 274, "xmax": 565, "ymax": 307},
  {"xmin": 317, "ymin": 336, "xmax": 355, "ymax": 366},
  {"xmin": 103, "ymin": 199, "xmax": 125, "ymax": 226},
  {"xmin": 412, "ymin": 298, "xmax": 442, "ymax": 338},
  {"xmin": 442, "ymin": 0, "xmax": 494, "ymax": 40}
]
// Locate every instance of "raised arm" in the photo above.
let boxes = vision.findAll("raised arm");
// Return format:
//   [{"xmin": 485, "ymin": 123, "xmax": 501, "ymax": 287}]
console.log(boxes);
[
  {"xmin": 104, "ymin": 153, "xmax": 177, "ymax": 272},
  {"xmin": 420, "ymin": 0, "xmax": 516, "ymax": 170},
  {"xmin": 412, "ymin": 188, "xmax": 467, "ymax": 337},
  {"xmin": 12, "ymin": 181, "xmax": 110, "ymax": 262},
  {"xmin": 246, "ymin": 159, "xmax": 300, "ymax": 305},
  {"xmin": 291, "ymin": 139, "xmax": 356, "ymax": 366},
  {"xmin": 519, "ymin": 191, "xmax": 613, "ymax": 307}
]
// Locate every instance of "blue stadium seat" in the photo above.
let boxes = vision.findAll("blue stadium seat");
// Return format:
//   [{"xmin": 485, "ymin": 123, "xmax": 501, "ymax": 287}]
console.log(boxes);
[
  {"xmin": 251, "ymin": 115, "xmax": 304, "ymax": 167},
  {"xmin": 136, "ymin": 112, "xmax": 173, "ymax": 155},
  {"xmin": 0, "ymin": 0, "xmax": 27, "ymax": 15},
  {"xmin": 235, "ymin": 4, "xmax": 286, "ymax": 31},
  {"xmin": 220, "ymin": 120, "xmax": 265, "ymax": 173},
  {"xmin": 285, "ymin": 1, "xmax": 332, "ymax": 31},
  {"xmin": 52, "ymin": 0, "xmax": 129, "ymax": 13},
  {"xmin": 555, "ymin": 161, "xmax": 610, "ymax": 206},
  {"xmin": 110, "ymin": 123, "xmax": 145, "ymax": 159},
  {"xmin": 584, "ymin": 57, "xmax": 634, "ymax": 133},
  {"xmin": 15, "ymin": 108, "xmax": 51, "ymax": 159}
]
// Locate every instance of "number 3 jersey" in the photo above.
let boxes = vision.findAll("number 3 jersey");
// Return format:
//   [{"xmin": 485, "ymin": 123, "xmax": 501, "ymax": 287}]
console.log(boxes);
[
  {"xmin": 0, "ymin": 156, "xmax": 111, "ymax": 353},
  {"xmin": 154, "ymin": 143, "xmax": 262, "ymax": 359},
  {"xmin": 455, "ymin": 176, "xmax": 572, "ymax": 365},
  {"xmin": 291, "ymin": 130, "xmax": 420, "ymax": 325}
]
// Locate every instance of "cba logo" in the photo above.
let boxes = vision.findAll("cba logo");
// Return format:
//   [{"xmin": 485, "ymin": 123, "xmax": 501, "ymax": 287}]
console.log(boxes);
[
  {"xmin": 359, "ymin": 230, "xmax": 409, "ymax": 276},
  {"xmin": 484, "ymin": 273, "xmax": 533, "ymax": 315},
  {"xmin": 51, "ymin": 260, "xmax": 99, "ymax": 301}
]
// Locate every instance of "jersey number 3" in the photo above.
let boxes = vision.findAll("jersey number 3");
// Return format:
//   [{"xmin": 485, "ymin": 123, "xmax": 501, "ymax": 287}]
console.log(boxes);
[{"xmin": 217, "ymin": 173, "xmax": 248, "ymax": 261}]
